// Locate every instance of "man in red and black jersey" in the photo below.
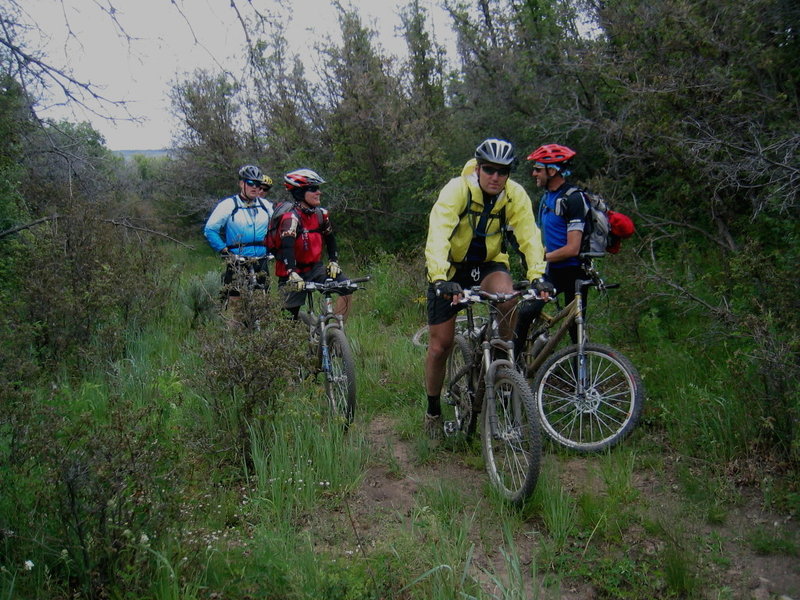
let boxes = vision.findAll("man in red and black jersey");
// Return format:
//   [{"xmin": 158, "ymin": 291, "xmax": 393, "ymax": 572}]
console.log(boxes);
[{"xmin": 275, "ymin": 168, "xmax": 353, "ymax": 319}]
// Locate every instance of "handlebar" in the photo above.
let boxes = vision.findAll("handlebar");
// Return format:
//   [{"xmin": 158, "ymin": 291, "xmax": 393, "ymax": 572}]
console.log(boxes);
[
  {"xmin": 456, "ymin": 284, "xmax": 540, "ymax": 306},
  {"xmin": 302, "ymin": 276, "xmax": 371, "ymax": 293},
  {"xmin": 222, "ymin": 254, "xmax": 273, "ymax": 265}
]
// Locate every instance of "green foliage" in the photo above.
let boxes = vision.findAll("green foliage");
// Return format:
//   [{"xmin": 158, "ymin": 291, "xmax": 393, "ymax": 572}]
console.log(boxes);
[{"xmin": 192, "ymin": 290, "xmax": 308, "ymax": 462}]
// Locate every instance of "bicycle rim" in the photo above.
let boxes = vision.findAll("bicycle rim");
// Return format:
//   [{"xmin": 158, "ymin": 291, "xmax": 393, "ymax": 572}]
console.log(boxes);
[
  {"xmin": 324, "ymin": 328, "xmax": 356, "ymax": 425},
  {"xmin": 482, "ymin": 367, "xmax": 541, "ymax": 504},
  {"xmin": 534, "ymin": 342, "xmax": 644, "ymax": 452}
]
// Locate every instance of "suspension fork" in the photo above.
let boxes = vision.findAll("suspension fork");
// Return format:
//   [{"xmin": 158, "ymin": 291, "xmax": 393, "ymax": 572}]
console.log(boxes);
[
  {"xmin": 482, "ymin": 337, "xmax": 517, "ymax": 439},
  {"xmin": 574, "ymin": 291, "xmax": 587, "ymax": 395}
]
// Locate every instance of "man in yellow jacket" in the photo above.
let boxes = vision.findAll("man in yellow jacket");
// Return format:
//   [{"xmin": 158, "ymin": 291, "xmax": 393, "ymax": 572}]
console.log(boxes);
[{"xmin": 423, "ymin": 138, "xmax": 552, "ymax": 439}]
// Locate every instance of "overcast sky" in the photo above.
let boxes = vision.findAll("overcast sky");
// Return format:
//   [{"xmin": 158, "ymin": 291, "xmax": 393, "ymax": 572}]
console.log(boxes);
[{"xmin": 23, "ymin": 0, "xmax": 455, "ymax": 151}]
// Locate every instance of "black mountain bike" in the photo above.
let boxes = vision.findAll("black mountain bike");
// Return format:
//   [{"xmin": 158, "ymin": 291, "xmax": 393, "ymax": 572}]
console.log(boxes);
[
  {"xmin": 441, "ymin": 283, "xmax": 542, "ymax": 505},
  {"xmin": 297, "ymin": 277, "xmax": 370, "ymax": 425}
]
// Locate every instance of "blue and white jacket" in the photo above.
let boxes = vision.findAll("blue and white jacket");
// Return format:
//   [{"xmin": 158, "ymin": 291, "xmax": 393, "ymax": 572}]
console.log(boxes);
[{"xmin": 204, "ymin": 195, "xmax": 274, "ymax": 257}]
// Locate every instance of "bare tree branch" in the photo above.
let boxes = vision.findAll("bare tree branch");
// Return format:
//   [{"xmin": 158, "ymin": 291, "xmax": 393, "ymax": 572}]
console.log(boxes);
[{"xmin": 0, "ymin": 214, "xmax": 194, "ymax": 248}]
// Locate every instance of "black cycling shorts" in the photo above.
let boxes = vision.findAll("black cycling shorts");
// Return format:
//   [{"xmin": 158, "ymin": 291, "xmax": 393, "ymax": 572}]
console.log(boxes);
[{"xmin": 426, "ymin": 261, "xmax": 508, "ymax": 326}]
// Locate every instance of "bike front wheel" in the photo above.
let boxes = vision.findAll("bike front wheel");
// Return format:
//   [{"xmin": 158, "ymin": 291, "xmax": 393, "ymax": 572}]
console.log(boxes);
[
  {"xmin": 442, "ymin": 334, "xmax": 475, "ymax": 437},
  {"xmin": 482, "ymin": 366, "xmax": 542, "ymax": 505},
  {"xmin": 323, "ymin": 327, "xmax": 357, "ymax": 425},
  {"xmin": 532, "ymin": 342, "xmax": 644, "ymax": 452}
]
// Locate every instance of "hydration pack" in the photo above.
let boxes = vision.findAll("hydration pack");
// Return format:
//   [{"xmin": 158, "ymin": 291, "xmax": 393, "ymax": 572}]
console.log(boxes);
[
  {"xmin": 555, "ymin": 186, "xmax": 635, "ymax": 256},
  {"xmin": 264, "ymin": 201, "xmax": 324, "ymax": 256}
]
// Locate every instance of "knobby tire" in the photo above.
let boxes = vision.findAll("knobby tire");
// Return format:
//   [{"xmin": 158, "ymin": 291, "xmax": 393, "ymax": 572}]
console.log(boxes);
[
  {"xmin": 532, "ymin": 342, "xmax": 644, "ymax": 452},
  {"xmin": 442, "ymin": 334, "xmax": 475, "ymax": 437},
  {"xmin": 324, "ymin": 327, "xmax": 356, "ymax": 425},
  {"xmin": 481, "ymin": 366, "xmax": 542, "ymax": 505}
]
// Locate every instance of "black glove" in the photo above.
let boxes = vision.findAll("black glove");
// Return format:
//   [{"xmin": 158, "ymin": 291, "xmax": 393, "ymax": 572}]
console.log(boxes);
[
  {"xmin": 531, "ymin": 278, "xmax": 556, "ymax": 296},
  {"xmin": 434, "ymin": 280, "xmax": 463, "ymax": 298}
]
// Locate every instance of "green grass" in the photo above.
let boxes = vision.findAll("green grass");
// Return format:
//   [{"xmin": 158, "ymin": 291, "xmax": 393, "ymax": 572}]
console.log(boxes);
[{"xmin": 3, "ymin": 245, "xmax": 798, "ymax": 599}]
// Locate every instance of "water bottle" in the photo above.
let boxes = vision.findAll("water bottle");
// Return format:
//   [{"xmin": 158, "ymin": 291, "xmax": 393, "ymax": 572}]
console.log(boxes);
[{"xmin": 530, "ymin": 332, "xmax": 549, "ymax": 358}]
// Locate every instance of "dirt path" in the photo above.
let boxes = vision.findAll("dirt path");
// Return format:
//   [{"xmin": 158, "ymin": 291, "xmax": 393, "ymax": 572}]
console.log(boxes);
[{"xmin": 345, "ymin": 414, "xmax": 800, "ymax": 600}]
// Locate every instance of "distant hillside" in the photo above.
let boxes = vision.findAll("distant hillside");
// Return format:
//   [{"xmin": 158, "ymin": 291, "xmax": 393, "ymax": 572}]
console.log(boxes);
[{"xmin": 114, "ymin": 149, "xmax": 173, "ymax": 161}]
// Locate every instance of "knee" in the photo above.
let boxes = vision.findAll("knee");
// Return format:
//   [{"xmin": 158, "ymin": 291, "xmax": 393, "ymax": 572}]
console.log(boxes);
[{"xmin": 428, "ymin": 336, "xmax": 453, "ymax": 362}]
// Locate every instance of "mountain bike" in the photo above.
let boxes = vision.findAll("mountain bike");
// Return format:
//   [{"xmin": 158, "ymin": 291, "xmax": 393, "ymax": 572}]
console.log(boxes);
[
  {"xmin": 441, "ymin": 283, "xmax": 542, "ymax": 505},
  {"xmin": 297, "ymin": 276, "xmax": 371, "ymax": 425},
  {"xmin": 517, "ymin": 253, "xmax": 644, "ymax": 452},
  {"xmin": 220, "ymin": 254, "xmax": 271, "ymax": 328},
  {"xmin": 221, "ymin": 254, "xmax": 270, "ymax": 299}
]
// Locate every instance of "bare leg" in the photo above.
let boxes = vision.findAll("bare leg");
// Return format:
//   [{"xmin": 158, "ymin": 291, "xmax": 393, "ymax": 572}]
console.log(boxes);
[
  {"xmin": 425, "ymin": 316, "xmax": 457, "ymax": 397},
  {"xmin": 335, "ymin": 294, "xmax": 352, "ymax": 321},
  {"xmin": 480, "ymin": 271, "xmax": 517, "ymax": 340}
]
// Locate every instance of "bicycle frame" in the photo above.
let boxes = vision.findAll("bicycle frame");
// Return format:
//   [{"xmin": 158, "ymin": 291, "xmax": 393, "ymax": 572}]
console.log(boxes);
[
  {"xmin": 458, "ymin": 287, "xmax": 536, "ymax": 438},
  {"xmin": 522, "ymin": 256, "xmax": 618, "ymax": 399},
  {"xmin": 300, "ymin": 277, "xmax": 370, "ymax": 371}
]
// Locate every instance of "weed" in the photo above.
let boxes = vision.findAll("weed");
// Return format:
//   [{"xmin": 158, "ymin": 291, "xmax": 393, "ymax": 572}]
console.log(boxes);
[{"xmin": 745, "ymin": 527, "xmax": 798, "ymax": 556}]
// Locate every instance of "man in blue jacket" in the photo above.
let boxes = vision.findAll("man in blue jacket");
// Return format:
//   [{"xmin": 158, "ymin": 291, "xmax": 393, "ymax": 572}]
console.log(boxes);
[{"xmin": 204, "ymin": 165, "xmax": 274, "ymax": 295}]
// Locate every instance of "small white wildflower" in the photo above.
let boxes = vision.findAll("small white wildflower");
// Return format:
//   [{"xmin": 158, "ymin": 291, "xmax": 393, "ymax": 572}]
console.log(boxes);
[
  {"xmin": 139, "ymin": 533, "xmax": 150, "ymax": 545},
  {"xmin": 24, "ymin": 560, "xmax": 34, "ymax": 570}
]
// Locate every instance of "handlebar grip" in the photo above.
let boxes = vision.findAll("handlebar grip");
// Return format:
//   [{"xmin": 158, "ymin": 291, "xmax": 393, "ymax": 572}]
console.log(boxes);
[
  {"xmin": 604, "ymin": 283, "xmax": 620, "ymax": 289},
  {"xmin": 349, "ymin": 276, "xmax": 371, "ymax": 284}
]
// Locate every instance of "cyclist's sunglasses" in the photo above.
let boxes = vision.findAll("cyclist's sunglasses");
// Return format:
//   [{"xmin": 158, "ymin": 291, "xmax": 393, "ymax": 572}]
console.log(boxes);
[
  {"xmin": 305, "ymin": 185, "xmax": 321, "ymax": 193},
  {"xmin": 243, "ymin": 179, "xmax": 261, "ymax": 187},
  {"xmin": 480, "ymin": 165, "xmax": 511, "ymax": 177}
]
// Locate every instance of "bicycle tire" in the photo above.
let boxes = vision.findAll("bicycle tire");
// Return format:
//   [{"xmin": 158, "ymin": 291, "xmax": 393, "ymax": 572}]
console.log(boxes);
[
  {"xmin": 532, "ymin": 342, "xmax": 644, "ymax": 452},
  {"xmin": 481, "ymin": 366, "xmax": 541, "ymax": 505},
  {"xmin": 442, "ymin": 334, "xmax": 474, "ymax": 437},
  {"xmin": 323, "ymin": 327, "xmax": 357, "ymax": 425},
  {"xmin": 411, "ymin": 315, "xmax": 488, "ymax": 348}
]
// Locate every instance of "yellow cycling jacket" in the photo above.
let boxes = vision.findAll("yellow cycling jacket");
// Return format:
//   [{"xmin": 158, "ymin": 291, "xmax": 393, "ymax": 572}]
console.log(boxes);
[{"xmin": 425, "ymin": 159, "xmax": 546, "ymax": 283}]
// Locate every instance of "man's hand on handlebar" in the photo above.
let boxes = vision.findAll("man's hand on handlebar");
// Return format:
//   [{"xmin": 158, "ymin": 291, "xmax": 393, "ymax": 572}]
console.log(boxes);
[
  {"xmin": 286, "ymin": 271, "xmax": 304, "ymax": 292},
  {"xmin": 531, "ymin": 278, "xmax": 555, "ymax": 301},
  {"xmin": 434, "ymin": 280, "xmax": 463, "ymax": 305}
]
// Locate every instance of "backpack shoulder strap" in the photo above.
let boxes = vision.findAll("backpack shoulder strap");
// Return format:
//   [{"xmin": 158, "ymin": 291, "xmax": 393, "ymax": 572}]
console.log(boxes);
[{"xmin": 229, "ymin": 195, "xmax": 242, "ymax": 219}]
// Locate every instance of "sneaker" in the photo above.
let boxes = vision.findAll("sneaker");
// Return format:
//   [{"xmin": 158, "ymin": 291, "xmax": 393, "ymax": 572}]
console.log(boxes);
[{"xmin": 424, "ymin": 413, "xmax": 443, "ymax": 440}]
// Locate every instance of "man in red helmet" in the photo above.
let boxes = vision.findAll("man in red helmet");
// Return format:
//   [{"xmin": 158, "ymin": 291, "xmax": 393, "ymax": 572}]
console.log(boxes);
[{"xmin": 515, "ymin": 144, "xmax": 588, "ymax": 350}]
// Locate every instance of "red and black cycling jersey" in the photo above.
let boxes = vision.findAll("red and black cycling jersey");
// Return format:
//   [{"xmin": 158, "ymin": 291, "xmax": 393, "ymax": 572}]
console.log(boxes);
[{"xmin": 274, "ymin": 206, "xmax": 338, "ymax": 277}]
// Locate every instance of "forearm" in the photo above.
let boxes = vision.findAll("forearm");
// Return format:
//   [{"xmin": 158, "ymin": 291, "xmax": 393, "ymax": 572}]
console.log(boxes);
[
  {"xmin": 325, "ymin": 233, "xmax": 339, "ymax": 262},
  {"xmin": 281, "ymin": 235, "xmax": 297, "ymax": 270}
]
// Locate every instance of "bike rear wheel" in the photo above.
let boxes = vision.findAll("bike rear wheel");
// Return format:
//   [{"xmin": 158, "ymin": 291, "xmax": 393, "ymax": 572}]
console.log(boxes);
[
  {"xmin": 482, "ymin": 366, "xmax": 541, "ymax": 505},
  {"xmin": 533, "ymin": 342, "xmax": 644, "ymax": 452},
  {"xmin": 442, "ymin": 334, "xmax": 474, "ymax": 437},
  {"xmin": 323, "ymin": 327, "xmax": 356, "ymax": 425}
]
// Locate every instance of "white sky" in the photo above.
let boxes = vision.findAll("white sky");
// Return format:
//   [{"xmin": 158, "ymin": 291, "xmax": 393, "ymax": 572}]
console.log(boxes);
[{"xmin": 22, "ymin": 0, "xmax": 456, "ymax": 151}]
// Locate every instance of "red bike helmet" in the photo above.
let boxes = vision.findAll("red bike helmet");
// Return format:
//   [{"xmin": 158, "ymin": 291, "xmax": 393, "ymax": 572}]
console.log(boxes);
[
  {"xmin": 527, "ymin": 144, "xmax": 577, "ymax": 164},
  {"xmin": 283, "ymin": 168, "xmax": 326, "ymax": 191}
]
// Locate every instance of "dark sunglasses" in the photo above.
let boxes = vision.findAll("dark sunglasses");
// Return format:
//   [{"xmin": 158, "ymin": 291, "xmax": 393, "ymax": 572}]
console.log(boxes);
[
  {"xmin": 480, "ymin": 165, "xmax": 511, "ymax": 177},
  {"xmin": 243, "ymin": 179, "xmax": 261, "ymax": 187},
  {"xmin": 305, "ymin": 185, "xmax": 321, "ymax": 193},
  {"xmin": 531, "ymin": 166, "xmax": 546, "ymax": 173}
]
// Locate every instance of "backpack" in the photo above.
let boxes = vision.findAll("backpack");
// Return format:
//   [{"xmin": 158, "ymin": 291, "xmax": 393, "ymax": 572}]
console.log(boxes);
[
  {"xmin": 554, "ymin": 186, "xmax": 634, "ymax": 256},
  {"xmin": 264, "ymin": 201, "xmax": 324, "ymax": 257}
]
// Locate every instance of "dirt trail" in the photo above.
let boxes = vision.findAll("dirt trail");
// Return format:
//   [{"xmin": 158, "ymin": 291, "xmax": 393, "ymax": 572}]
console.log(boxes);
[{"xmin": 345, "ymin": 415, "xmax": 800, "ymax": 600}]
